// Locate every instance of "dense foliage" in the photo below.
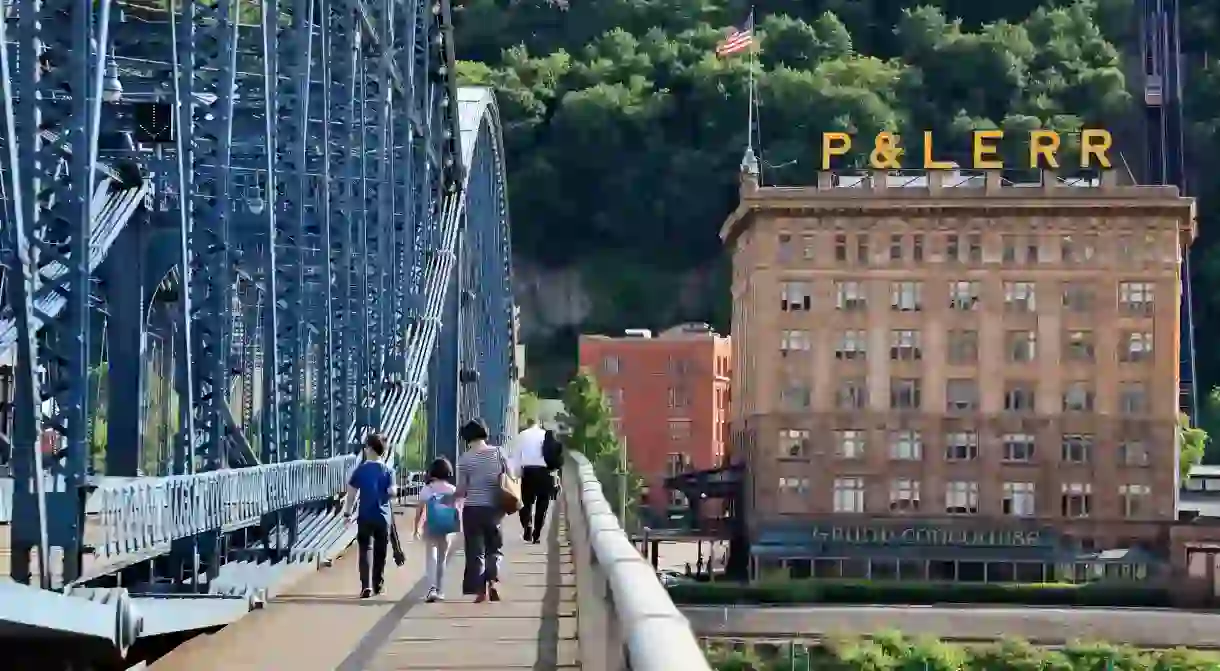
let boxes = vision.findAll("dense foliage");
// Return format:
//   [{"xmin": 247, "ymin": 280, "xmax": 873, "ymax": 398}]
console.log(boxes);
[
  {"xmin": 705, "ymin": 633, "xmax": 1220, "ymax": 670},
  {"xmin": 669, "ymin": 578, "xmax": 1171, "ymax": 607},
  {"xmin": 559, "ymin": 369, "xmax": 643, "ymax": 528},
  {"xmin": 453, "ymin": 0, "xmax": 1220, "ymax": 416}
]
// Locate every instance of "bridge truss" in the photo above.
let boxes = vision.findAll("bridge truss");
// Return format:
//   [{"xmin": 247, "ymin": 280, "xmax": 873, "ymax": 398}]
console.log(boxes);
[{"xmin": 0, "ymin": 0, "xmax": 514, "ymax": 660}]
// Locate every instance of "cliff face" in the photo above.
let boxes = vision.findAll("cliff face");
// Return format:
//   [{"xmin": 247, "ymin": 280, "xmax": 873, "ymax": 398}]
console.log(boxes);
[{"xmin": 512, "ymin": 258, "xmax": 728, "ymax": 342}]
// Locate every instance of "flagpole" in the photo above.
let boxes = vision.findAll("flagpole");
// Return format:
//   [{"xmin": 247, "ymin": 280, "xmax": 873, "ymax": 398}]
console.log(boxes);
[{"xmin": 747, "ymin": 6, "xmax": 760, "ymax": 183}]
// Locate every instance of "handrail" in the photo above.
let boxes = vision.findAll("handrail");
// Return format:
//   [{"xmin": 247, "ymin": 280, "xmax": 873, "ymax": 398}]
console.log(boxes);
[{"xmin": 562, "ymin": 450, "xmax": 712, "ymax": 671}]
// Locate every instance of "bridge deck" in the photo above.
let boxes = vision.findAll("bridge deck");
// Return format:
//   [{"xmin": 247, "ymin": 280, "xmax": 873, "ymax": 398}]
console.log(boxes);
[{"xmin": 150, "ymin": 510, "xmax": 578, "ymax": 670}]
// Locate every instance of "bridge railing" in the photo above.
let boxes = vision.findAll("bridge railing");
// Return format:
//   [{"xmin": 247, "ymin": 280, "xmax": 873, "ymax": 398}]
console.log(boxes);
[
  {"xmin": 91, "ymin": 455, "xmax": 357, "ymax": 559},
  {"xmin": 562, "ymin": 451, "xmax": 712, "ymax": 671}
]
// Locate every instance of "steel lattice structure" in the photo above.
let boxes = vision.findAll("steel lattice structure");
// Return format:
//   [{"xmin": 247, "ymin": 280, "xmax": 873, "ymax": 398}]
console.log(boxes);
[{"xmin": 0, "ymin": 0, "xmax": 514, "ymax": 649}]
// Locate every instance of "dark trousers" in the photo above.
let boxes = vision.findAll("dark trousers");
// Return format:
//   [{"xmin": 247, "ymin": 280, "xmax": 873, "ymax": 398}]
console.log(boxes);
[
  {"xmin": 356, "ymin": 518, "xmax": 389, "ymax": 591},
  {"xmin": 461, "ymin": 505, "xmax": 503, "ymax": 595},
  {"xmin": 519, "ymin": 466, "xmax": 553, "ymax": 539}
]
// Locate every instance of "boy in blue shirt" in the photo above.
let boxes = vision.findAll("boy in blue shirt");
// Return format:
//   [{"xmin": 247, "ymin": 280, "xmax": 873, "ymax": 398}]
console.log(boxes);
[{"xmin": 343, "ymin": 433, "xmax": 396, "ymax": 597}]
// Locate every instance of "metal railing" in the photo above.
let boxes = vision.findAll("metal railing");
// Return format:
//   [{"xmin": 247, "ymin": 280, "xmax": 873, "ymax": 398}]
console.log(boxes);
[
  {"xmin": 91, "ymin": 454, "xmax": 357, "ymax": 558},
  {"xmin": 562, "ymin": 450, "xmax": 712, "ymax": 671}
]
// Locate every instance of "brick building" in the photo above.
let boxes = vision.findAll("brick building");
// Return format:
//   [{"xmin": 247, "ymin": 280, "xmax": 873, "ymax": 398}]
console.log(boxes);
[
  {"xmin": 578, "ymin": 324, "xmax": 732, "ymax": 516},
  {"xmin": 722, "ymin": 166, "xmax": 1211, "ymax": 585}
]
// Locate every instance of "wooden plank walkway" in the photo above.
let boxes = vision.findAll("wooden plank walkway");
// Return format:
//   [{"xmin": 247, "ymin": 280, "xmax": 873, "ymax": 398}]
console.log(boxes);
[{"xmin": 151, "ymin": 509, "xmax": 578, "ymax": 670}]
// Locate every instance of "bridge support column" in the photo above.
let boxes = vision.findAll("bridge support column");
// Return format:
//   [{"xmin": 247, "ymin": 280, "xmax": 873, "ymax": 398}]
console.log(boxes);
[
  {"xmin": 103, "ymin": 222, "xmax": 147, "ymax": 477},
  {"xmin": 428, "ymin": 257, "xmax": 460, "ymax": 466}
]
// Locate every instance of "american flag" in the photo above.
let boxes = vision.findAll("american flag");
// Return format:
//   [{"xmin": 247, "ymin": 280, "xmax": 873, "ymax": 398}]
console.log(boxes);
[{"xmin": 715, "ymin": 14, "xmax": 754, "ymax": 58}]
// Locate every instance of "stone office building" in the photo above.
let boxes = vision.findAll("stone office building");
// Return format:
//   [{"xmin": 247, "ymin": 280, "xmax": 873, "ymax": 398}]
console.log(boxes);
[{"xmin": 720, "ymin": 165, "xmax": 1207, "ymax": 585}]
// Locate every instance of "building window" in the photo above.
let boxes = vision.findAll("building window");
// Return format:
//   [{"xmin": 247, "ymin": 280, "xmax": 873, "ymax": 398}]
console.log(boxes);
[
  {"xmin": 781, "ymin": 382, "xmax": 811, "ymax": 410},
  {"xmin": 945, "ymin": 480, "xmax": 979, "ymax": 514},
  {"xmin": 1120, "ymin": 331, "xmax": 1154, "ymax": 362},
  {"xmin": 667, "ymin": 387, "xmax": 690, "ymax": 408},
  {"xmin": 602, "ymin": 355, "xmax": 621, "ymax": 375},
  {"xmin": 835, "ymin": 234, "xmax": 848, "ymax": 261},
  {"xmin": 890, "ymin": 478, "xmax": 921, "ymax": 512},
  {"xmin": 889, "ymin": 430, "xmax": 922, "ymax": 460},
  {"xmin": 1004, "ymin": 281, "xmax": 1037, "ymax": 313},
  {"xmin": 836, "ymin": 378, "xmax": 867, "ymax": 410},
  {"xmin": 781, "ymin": 329, "xmax": 811, "ymax": 353},
  {"xmin": 890, "ymin": 281, "xmax": 923, "ymax": 312},
  {"xmin": 1062, "ymin": 282, "xmax": 1094, "ymax": 313},
  {"xmin": 947, "ymin": 330, "xmax": 978, "ymax": 364},
  {"xmin": 802, "ymin": 233, "xmax": 816, "ymax": 260},
  {"xmin": 1003, "ymin": 482, "xmax": 1036, "ymax": 517},
  {"xmin": 856, "ymin": 235, "xmax": 870, "ymax": 264},
  {"xmin": 1002, "ymin": 235, "xmax": 1018, "ymax": 264},
  {"xmin": 912, "ymin": 234, "xmax": 924, "ymax": 261},
  {"xmin": 835, "ymin": 430, "xmax": 866, "ymax": 459},
  {"xmin": 890, "ymin": 378, "xmax": 922, "ymax": 410},
  {"xmin": 781, "ymin": 281, "xmax": 812, "ymax": 312},
  {"xmin": 777, "ymin": 233, "xmax": 793, "ymax": 262},
  {"xmin": 1062, "ymin": 434, "xmax": 1094, "ymax": 463},
  {"xmin": 1120, "ymin": 484, "xmax": 1151, "ymax": 518},
  {"xmin": 835, "ymin": 281, "xmax": 867, "ymax": 311},
  {"xmin": 1062, "ymin": 482, "xmax": 1092, "ymax": 518},
  {"xmin": 1065, "ymin": 331, "xmax": 1095, "ymax": 362},
  {"xmin": 836, "ymin": 330, "xmax": 867, "ymax": 360},
  {"xmin": 779, "ymin": 477, "xmax": 810, "ymax": 494},
  {"xmin": 947, "ymin": 234, "xmax": 960, "ymax": 262},
  {"xmin": 779, "ymin": 429, "xmax": 810, "ymax": 458},
  {"xmin": 665, "ymin": 452, "xmax": 689, "ymax": 477},
  {"xmin": 1006, "ymin": 330, "xmax": 1037, "ymax": 363},
  {"xmin": 668, "ymin": 419, "xmax": 692, "ymax": 441},
  {"xmin": 667, "ymin": 356, "xmax": 690, "ymax": 376},
  {"xmin": 1027, "ymin": 237, "xmax": 1041, "ymax": 263},
  {"xmin": 1120, "ymin": 441, "xmax": 1150, "ymax": 466},
  {"xmin": 949, "ymin": 281, "xmax": 980, "ymax": 310},
  {"xmin": 1117, "ymin": 235, "xmax": 1134, "ymax": 262},
  {"xmin": 890, "ymin": 330, "xmax": 922, "ymax": 361},
  {"xmin": 1002, "ymin": 433, "xmax": 1036, "ymax": 462},
  {"xmin": 1120, "ymin": 382, "xmax": 1148, "ymax": 415},
  {"xmin": 967, "ymin": 233, "xmax": 982, "ymax": 262},
  {"xmin": 1119, "ymin": 281, "xmax": 1155, "ymax": 316},
  {"xmin": 1004, "ymin": 383, "xmax": 1036, "ymax": 412},
  {"xmin": 890, "ymin": 234, "xmax": 903, "ymax": 261},
  {"xmin": 1061, "ymin": 235, "xmax": 1094, "ymax": 263},
  {"xmin": 834, "ymin": 477, "xmax": 866, "ymax": 513},
  {"xmin": 605, "ymin": 388, "xmax": 624, "ymax": 413},
  {"xmin": 946, "ymin": 379, "xmax": 979, "ymax": 411},
  {"xmin": 945, "ymin": 431, "xmax": 979, "ymax": 462},
  {"xmin": 1062, "ymin": 382, "xmax": 1095, "ymax": 412}
]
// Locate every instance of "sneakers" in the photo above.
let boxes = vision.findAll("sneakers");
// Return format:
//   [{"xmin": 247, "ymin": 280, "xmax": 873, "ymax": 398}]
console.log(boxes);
[
  {"xmin": 522, "ymin": 528, "xmax": 532, "ymax": 542},
  {"xmin": 425, "ymin": 587, "xmax": 445, "ymax": 603},
  {"xmin": 374, "ymin": 582, "xmax": 385, "ymax": 596},
  {"xmin": 360, "ymin": 588, "xmax": 373, "ymax": 599}
]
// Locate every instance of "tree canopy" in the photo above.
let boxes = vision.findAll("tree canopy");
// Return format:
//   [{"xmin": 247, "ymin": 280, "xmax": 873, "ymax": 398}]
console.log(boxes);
[{"xmin": 455, "ymin": 0, "xmax": 1220, "ymax": 418}]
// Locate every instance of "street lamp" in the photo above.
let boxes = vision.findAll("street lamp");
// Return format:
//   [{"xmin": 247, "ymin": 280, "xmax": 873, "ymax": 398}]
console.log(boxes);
[{"xmin": 102, "ymin": 50, "xmax": 123, "ymax": 103}]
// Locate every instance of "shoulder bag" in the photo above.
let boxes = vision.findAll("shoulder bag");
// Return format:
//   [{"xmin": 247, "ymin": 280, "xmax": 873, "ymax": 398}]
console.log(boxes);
[{"xmin": 497, "ymin": 448, "xmax": 523, "ymax": 515}]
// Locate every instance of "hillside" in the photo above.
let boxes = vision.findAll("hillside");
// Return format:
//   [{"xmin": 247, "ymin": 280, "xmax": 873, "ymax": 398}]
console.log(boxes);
[{"xmin": 451, "ymin": 0, "xmax": 1220, "ymax": 406}]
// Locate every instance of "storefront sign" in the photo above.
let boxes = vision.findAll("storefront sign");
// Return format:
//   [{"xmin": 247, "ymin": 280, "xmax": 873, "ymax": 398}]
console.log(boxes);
[
  {"xmin": 811, "ymin": 524, "xmax": 1050, "ymax": 548},
  {"xmin": 820, "ymin": 129, "xmax": 1114, "ymax": 171}
]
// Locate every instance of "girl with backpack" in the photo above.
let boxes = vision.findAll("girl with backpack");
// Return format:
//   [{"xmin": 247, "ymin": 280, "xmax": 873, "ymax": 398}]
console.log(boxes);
[{"xmin": 413, "ymin": 457, "xmax": 460, "ymax": 603}]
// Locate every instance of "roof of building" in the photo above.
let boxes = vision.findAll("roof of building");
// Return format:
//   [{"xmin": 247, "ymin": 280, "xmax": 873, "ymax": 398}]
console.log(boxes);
[
  {"xmin": 582, "ymin": 323, "xmax": 728, "ymax": 341},
  {"xmin": 720, "ymin": 169, "xmax": 1196, "ymax": 248}
]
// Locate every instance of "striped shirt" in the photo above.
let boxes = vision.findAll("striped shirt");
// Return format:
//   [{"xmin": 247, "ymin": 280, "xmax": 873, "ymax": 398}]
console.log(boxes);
[{"xmin": 457, "ymin": 445, "xmax": 506, "ymax": 508}]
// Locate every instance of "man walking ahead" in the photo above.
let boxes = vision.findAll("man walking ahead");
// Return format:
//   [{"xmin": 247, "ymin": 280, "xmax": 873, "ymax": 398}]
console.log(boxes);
[
  {"xmin": 509, "ymin": 419, "xmax": 562, "ymax": 543},
  {"xmin": 343, "ymin": 434, "xmax": 396, "ymax": 597}
]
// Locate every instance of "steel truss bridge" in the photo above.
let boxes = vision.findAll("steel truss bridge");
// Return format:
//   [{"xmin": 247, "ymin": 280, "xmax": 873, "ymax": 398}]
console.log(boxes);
[{"xmin": 0, "ymin": 0, "xmax": 711, "ymax": 667}]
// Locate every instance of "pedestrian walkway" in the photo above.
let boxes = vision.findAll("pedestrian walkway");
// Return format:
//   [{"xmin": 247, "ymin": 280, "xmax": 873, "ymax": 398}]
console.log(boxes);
[{"xmin": 150, "ymin": 510, "xmax": 577, "ymax": 670}]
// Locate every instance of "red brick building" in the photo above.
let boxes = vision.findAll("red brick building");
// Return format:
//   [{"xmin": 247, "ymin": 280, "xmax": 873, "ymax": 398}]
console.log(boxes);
[{"xmin": 578, "ymin": 323, "xmax": 732, "ymax": 516}]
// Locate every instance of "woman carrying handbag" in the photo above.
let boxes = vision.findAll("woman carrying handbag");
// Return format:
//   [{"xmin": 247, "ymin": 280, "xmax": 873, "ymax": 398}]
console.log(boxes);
[{"xmin": 455, "ymin": 418, "xmax": 520, "ymax": 602}]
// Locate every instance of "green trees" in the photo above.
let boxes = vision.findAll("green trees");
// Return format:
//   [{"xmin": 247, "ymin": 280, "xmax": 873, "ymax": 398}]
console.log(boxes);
[
  {"xmin": 559, "ymin": 368, "xmax": 642, "ymax": 527},
  {"xmin": 451, "ymin": 0, "xmax": 1220, "ymax": 393},
  {"xmin": 1179, "ymin": 412, "xmax": 1208, "ymax": 483},
  {"xmin": 703, "ymin": 634, "xmax": 1220, "ymax": 670}
]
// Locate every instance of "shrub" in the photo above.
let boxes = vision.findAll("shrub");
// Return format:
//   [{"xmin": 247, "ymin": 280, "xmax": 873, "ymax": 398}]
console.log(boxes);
[
  {"xmin": 668, "ymin": 579, "xmax": 1172, "ymax": 607},
  {"xmin": 702, "ymin": 634, "xmax": 1220, "ymax": 670}
]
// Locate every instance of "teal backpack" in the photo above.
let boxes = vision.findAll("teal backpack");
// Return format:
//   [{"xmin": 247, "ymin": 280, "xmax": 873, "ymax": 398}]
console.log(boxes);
[{"xmin": 425, "ymin": 491, "xmax": 459, "ymax": 535}]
